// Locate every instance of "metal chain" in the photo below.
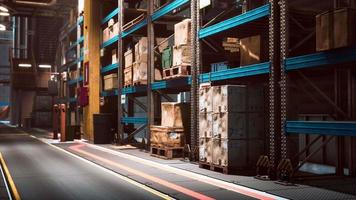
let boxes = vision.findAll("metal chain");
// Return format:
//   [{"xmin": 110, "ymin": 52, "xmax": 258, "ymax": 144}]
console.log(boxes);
[{"xmin": 280, "ymin": 0, "xmax": 288, "ymax": 160}]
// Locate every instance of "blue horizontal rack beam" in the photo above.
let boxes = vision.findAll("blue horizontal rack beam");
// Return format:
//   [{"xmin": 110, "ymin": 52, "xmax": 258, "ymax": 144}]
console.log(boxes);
[
  {"xmin": 101, "ymin": 35, "xmax": 119, "ymax": 49},
  {"xmin": 101, "ymin": 63, "xmax": 119, "ymax": 74},
  {"xmin": 68, "ymin": 76, "xmax": 83, "ymax": 86},
  {"xmin": 67, "ymin": 36, "xmax": 84, "ymax": 52},
  {"xmin": 61, "ymin": 56, "xmax": 84, "ymax": 72},
  {"xmin": 101, "ymin": 89, "xmax": 119, "ymax": 97},
  {"xmin": 151, "ymin": 77, "xmax": 191, "ymax": 90},
  {"xmin": 122, "ymin": 86, "xmax": 147, "ymax": 95},
  {"xmin": 121, "ymin": 117, "xmax": 148, "ymax": 124},
  {"xmin": 285, "ymin": 47, "xmax": 356, "ymax": 71},
  {"xmin": 0, "ymin": 102, "xmax": 9, "ymax": 106},
  {"xmin": 199, "ymin": 4, "xmax": 270, "ymax": 39},
  {"xmin": 286, "ymin": 121, "xmax": 356, "ymax": 137},
  {"xmin": 200, "ymin": 62, "xmax": 270, "ymax": 83},
  {"xmin": 102, "ymin": 8, "xmax": 119, "ymax": 25},
  {"xmin": 122, "ymin": 18, "xmax": 148, "ymax": 38},
  {"xmin": 151, "ymin": 0, "xmax": 189, "ymax": 21}
]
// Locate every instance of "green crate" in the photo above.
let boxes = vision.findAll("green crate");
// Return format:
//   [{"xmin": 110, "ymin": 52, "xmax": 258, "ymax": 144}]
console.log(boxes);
[{"xmin": 162, "ymin": 47, "xmax": 173, "ymax": 69}]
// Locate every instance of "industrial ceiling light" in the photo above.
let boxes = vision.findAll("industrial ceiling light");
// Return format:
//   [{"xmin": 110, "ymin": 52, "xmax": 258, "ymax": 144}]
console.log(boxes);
[
  {"xmin": 39, "ymin": 64, "xmax": 52, "ymax": 68},
  {"xmin": 0, "ymin": 6, "xmax": 9, "ymax": 12},
  {"xmin": 0, "ymin": 24, "xmax": 5, "ymax": 31},
  {"xmin": 0, "ymin": 12, "xmax": 10, "ymax": 16},
  {"xmin": 18, "ymin": 63, "xmax": 32, "ymax": 68}
]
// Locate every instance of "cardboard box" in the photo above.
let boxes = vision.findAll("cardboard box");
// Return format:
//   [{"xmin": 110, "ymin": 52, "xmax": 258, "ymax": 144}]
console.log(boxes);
[
  {"xmin": 199, "ymin": 138, "xmax": 213, "ymax": 163},
  {"xmin": 103, "ymin": 27, "xmax": 110, "ymax": 43},
  {"xmin": 150, "ymin": 126, "xmax": 185, "ymax": 148},
  {"xmin": 316, "ymin": 8, "xmax": 356, "ymax": 51},
  {"xmin": 103, "ymin": 74, "xmax": 118, "ymax": 91},
  {"xmin": 212, "ymin": 85, "xmax": 247, "ymax": 113},
  {"xmin": 174, "ymin": 19, "xmax": 191, "ymax": 46},
  {"xmin": 161, "ymin": 102, "xmax": 190, "ymax": 128},
  {"xmin": 135, "ymin": 37, "xmax": 148, "ymax": 62},
  {"xmin": 240, "ymin": 35, "xmax": 266, "ymax": 66},
  {"xmin": 124, "ymin": 66, "xmax": 133, "ymax": 87},
  {"xmin": 173, "ymin": 45, "xmax": 191, "ymax": 67},
  {"xmin": 124, "ymin": 49, "xmax": 133, "ymax": 68},
  {"xmin": 112, "ymin": 49, "xmax": 117, "ymax": 64}
]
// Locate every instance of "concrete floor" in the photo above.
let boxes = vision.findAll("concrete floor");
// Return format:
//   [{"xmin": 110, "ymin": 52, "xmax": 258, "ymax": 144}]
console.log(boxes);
[{"xmin": 1, "ymin": 123, "xmax": 356, "ymax": 200}]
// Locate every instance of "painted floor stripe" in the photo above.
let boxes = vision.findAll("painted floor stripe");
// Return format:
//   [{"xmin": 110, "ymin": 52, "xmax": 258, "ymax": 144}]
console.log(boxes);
[
  {"xmin": 0, "ymin": 153, "xmax": 21, "ymax": 200},
  {"xmin": 30, "ymin": 136, "xmax": 174, "ymax": 200},
  {"xmin": 78, "ymin": 141, "xmax": 288, "ymax": 200},
  {"xmin": 70, "ymin": 144, "xmax": 215, "ymax": 200}
]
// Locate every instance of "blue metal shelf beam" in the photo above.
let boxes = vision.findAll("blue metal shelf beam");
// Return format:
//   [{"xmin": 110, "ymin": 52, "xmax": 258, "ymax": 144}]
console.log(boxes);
[
  {"xmin": 101, "ymin": 63, "xmax": 119, "ymax": 74},
  {"xmin": 121, "ymin": 117, "xmax": 148, "ymax": 124},
  {"xmin": 102, "ymin": 8, "xmax": 119, "ymax": 25},
  {"xmin": 285, "ymin": 47, "xmax": 356, "ymax": 71},
  {"xmin": 101, "ymin": 89, "xmax": 119, "ymax": 97},
  {"xmin": 69, "ymin": 97, "xmax": 77, "ymax": 103},
  {"xmin": 200, "ymin": 62, "xmax": 270, "ymax": 83},
  {"xmin": 151, "ymin": 77, "xmax": 191, "ymax": 90},
  {"xmin": 122, "ymin": 86, "xmax": 147, "ymax": 95},
  {"xmin": 101, "ymin": 35, "xmax": 119, "ymax": 49},
  {"xmin": 152, "ymin": 0, "xmax": 189, "ymax": 21},
  {"xmin": 67, "ymin": 36, "xmax": 84, "ymax": 52},
  {"xmin": 199, "ymin": 4, "xmax": 270, "ymax": 39},
  {"xmin": 0, "ymin": 102, "xmax": 9, "ymax": 106},
  {"xmin": 68, "ymin": 76, "xmax": 83, "ymax": 86},
  {"xmin": 286, "ymin": 121, "xmax": 356, "ymax": 137}
]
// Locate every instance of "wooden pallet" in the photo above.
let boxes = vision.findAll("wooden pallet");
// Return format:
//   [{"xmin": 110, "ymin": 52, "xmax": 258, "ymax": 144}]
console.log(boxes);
[
  {"xmin": 163, "ymin": 65, "xmax": 191, "ymax": 80},
  {"xmin": 199, "ymin": 161, "xmax": 236, "ymax": 174},
  {"xmin": 124, "ymin": 82, "xmax": 133, "ymax": 88},
  {"xmin": 150, "ymin": 146, "xmax": 184, "ymax": 159}
]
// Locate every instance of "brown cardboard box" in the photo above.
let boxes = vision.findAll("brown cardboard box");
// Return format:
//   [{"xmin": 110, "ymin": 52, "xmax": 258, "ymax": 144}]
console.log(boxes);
[
  {"xmin": 124, "ymin": 66, "xmax": 133, "ymax": 87},
  {"xmin": 173, "ymin": 45, "xmax": 191, "ymax": 67},
  {"xmin": 316, "ymin": 8, "xmax": 356, "ymax": 51},
  {"xmin": 112, "ymin": 49, "xmax": 117, "ymax": 64},
  {"xmin": 124, "ymin": 49, "xmax": 133, "ymax": 68},
  {"xmin": 199, "ymin": 138, "xmax": 213, "ymax": 163},
  {"xmin": 103, "ymin": 27, "xmax": 110, "ymax": 43},
  {"xmin": 104, "ymin": 74, "xmax": 118, "ymax": 91},
  {"xmin": 135, "ymin": 37, "xmax": 148, "ymax": 62},
  {"xmin": 161, "ymin": 102, "xmax": 190, "ymax": 128},
  {"xmin": 150, "ymin": 126, "xmax": 185, "ymax": 148},
  {"xmin": 133, "ymin": 61, "xmax": 147, "ymax": 84},
  {"xmin": 240, "ymin": 35, "xmax": 266, "ymax": 66},
  {"xmin": 174, "ymin": 19, "xmax": 191, "ymax": 46}
]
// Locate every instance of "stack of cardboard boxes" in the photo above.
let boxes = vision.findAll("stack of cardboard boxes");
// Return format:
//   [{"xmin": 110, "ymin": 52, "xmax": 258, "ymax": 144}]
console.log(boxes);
[
  {"xmin": 199, "ymin": 84, "xmax": 265, "ymax": 173},
  {"xmin": 103, "ymin": 19, "xmax": 119, "ymax": 44},
  {"xmin": 150, "ymin": 102, "xmax": 190, "ymax": 159}
]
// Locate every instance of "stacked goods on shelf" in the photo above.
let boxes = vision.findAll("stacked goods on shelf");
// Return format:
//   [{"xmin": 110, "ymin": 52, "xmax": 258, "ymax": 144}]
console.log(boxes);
[
  {"xmin": 223, "ymin": 37, "xmax": 240, "ymax": 53},
  {"xmin": 69, "ymin": 70, "xmax": 79, "ymax": 80},
  {"xmin": 199, "ymin": 84, "xmax": 265, "ymax": 174},
  {"xmin": 133, "ymin": 37, "xmax": 148, "ymax": 85},
  {"xmin": 150, "ymin": 102, "xmax": 190, "ymax": 159},
  {"xmin": 240, "ymin": 35, "xmax": 267, "ymax": 66},
  {"xmin": 103, "ymin": 74, "xmax": 118, "ymax": 91},
  {"xmin": 124, "ymin": 48, "xmax": 134, "ymax": 87},
  {"xmin": 316, "ymin": 8, "xmax": 356, "ymax": 52},
  {"xmin": 103, "ymin": 19, "xmax": 119, "ymax": 44},
  {"xmin": 164, "ymin": 19, "xmax": 192, "ymax": 79}
]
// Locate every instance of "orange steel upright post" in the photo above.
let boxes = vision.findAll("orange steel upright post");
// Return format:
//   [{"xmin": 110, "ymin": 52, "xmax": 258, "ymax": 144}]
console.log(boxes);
[
  {"xmin": 53, "ymin": 104, "xmax": 59, "ymax": 139},
  {"xmin": 60, "ymin": 104, "xmax": 66, "ymax": 142}
]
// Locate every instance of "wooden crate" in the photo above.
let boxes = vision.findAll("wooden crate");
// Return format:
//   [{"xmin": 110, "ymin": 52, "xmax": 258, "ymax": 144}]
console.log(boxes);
[
  {"xmin": 211, "ymin": 138, "xmax": 265, "ymax": 170},
  {"xmin": 163, "ymin": 64, "xmax": 191, "ymax": 80},
  {"xmin": 240, "ymin": 35, "xmax": 267, "ymax": 66},
  {"xmin": 104, "ymin": 74, "xmax": 118, "ymax": 91},
  {"xmin": 212, "ymin": 112, "xmax": 247, "ymax": 139},
  {"xmin": 172, "ymin": 45, "xmax": 191, "ymax": 67},
  {"xmin": 199, "ymin": 85, "xmax": 212, "ymax": 113},
  {"xmin": 199, "ymin": 137, "xmax": 212, "ymax": 163},
  {"xmin": 150, "ymin": 126, "xmax": 185, "ymax": 148},
  {"xmin": 124, "ymin": 67, "xmax": 133, "ymax": 87},
  {"xmin": 174, "ymin": 19, "xmax": 191, "ymax": 47},
  {"xmin": 161, "ymin": 102, "xmax": 190, "ymax": 128},
  {"xmin": 212, "ymin": 85, "xmax": 247, "ymax": 113},
  {"xmin": 199, "ymin": 113, "xmax": 212, "ymax": 138},
  {"xmin": 150, "ymin": 146, "xmax": 184, "ymax": 159}
]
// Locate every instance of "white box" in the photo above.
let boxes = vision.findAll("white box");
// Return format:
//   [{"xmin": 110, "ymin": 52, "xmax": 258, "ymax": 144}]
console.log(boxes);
[
  {"xmin": 172, "ymin": 45, "xmax": 191, "ymax": 66},
  {"xmin": 174, "ymin": 19, "xmax": 191, "ymax": 46}
]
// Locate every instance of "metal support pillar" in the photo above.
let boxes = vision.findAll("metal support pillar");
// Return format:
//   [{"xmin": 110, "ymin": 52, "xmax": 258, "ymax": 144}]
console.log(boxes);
[
  {"xmin": 268, "ymin": 0, "xmax": 281, "ymax": 179},
  {"xmin": 117, "ymin": 0, "xmax": 124, "ymax": 143}
]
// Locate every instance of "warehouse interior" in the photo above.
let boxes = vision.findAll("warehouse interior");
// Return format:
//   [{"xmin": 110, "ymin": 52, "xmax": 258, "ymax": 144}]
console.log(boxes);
[{"xmin": 0, "ymin": 0, "xmax": 356, "ymax": 199}]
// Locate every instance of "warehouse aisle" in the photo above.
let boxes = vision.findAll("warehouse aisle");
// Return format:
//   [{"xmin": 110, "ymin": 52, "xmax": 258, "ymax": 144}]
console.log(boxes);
[{"xmin": 0, "ymin": 123, "xmax": 170, "ymax": 200}]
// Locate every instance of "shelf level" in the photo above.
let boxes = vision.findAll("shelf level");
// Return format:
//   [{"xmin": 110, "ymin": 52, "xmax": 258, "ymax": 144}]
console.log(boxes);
[
  {"xmin": 68, "ymin": 76, "xmax": 83, "ymax": 86},
  {"xmin": 101, "ymin": 35, "xmax": 119, "ymax": 49},
  {"xmin": 101, "ymin": 89, "xmax": 119, "ymax": 97},
  {"xmin": 151, "ymin": 0, "xmax": 189, "ymax": 21},
  {"xmin": 122, "ymin": 86, "xmax": 147, "ymax": 95},
  {"xmin": 101, "ymin": 63, "xmax": 119, "ymax": 74},
  {"xmin": 286, "ymin": 121, "xmax": 356, "ymax": 137},
  {"xmin": 151, "ymin": 77, "xmax": 191, "ymax": 90},
  {"xmin": 67, "ymin": 36, "xmax": 84, "ymax": 52},
  {"xmin": 285, "ymin": 47, "xmax": 356, "ymax": 71},
  {"xmin": 102, "ymin": 8, "xmax": 119, "ymax": 25},
  {"xmin": 200, "ymin": 62, "xmax": 270, "ymax": 83},
  {"xmin": 121, "ymin": 117, "xmax": 148, "ymax": 124},
  {"xmin": 122, "ymin": 18, "xmax": 148, "ymax": 39},
  {"xmin": 199, "ymin": 4, "xmax": 270, "ymax": 39}
]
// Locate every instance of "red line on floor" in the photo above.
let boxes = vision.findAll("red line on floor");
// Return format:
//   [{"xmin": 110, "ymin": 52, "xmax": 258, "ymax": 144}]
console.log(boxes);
[{"xmin": 69, "ymin": 144, "xmax": 215, "ymax": 200}]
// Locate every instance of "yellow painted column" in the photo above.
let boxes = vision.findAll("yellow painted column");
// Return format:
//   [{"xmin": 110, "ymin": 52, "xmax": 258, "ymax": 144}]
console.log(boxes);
[{"xmin": 83, "ymin": 0, "xmax": 101, "ymax": 141}]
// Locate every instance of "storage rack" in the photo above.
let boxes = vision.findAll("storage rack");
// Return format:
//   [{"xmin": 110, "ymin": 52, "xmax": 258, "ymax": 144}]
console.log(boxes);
[
  {"xmin": 82, "ymin": 0, "xmax": 356, "ymax": 179},
  {"xmin": 58, "ymin": 15, "xmax": 84, "ymax": 126}
]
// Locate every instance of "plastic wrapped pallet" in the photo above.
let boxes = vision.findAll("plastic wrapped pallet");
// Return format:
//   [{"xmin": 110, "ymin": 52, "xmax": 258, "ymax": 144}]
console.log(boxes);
[{"xmin": 174, "ymin": 19, "xmax": 191, "ymax": 46}]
